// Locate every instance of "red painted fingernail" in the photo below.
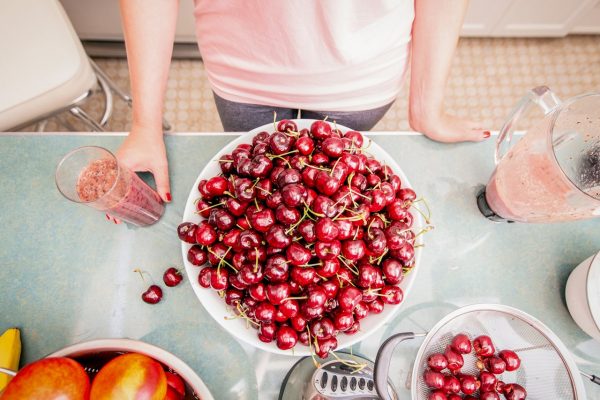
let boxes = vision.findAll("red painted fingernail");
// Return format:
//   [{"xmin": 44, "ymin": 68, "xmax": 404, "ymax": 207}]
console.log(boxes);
[
  {"xmin": 106, "ymin": 214, "xmax": 110, "ymax": 220},
  {"xmin": 113, "ymin": 219, "xmax": 118, "ymax": 224},
  {"xmin": 483, "ymin": 131, "xmax": 491, "ymax": 138},
  {"xmin": 166, "ymin": 192, "xmax": 172, "ymax": 202}
]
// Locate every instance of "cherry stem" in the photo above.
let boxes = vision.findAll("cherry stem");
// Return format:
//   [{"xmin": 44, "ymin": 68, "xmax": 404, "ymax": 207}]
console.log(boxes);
[
  {"xmin": 329, "ymin": 157, "xmax": 341, "ymax": 177},
  {"xmin": 299, "ymin": 262, "xmax": 322, "ymax": 267},
  {"xmin": 283, "ymin": 296, "xmax": 307, "ymax": 301},
  {"xmin": 307, "ymin": 327, "xmax": 322, "ymax": 369},
  {"xmin": 133, "ymin": 268, "xmax": 152, "ymax": 284},
  {"xmin": 254, "ymin": 247, "xmax": 260, "ymax": 273},
  {"xmin": 303, "ymin": 163, "xmax": 331, "ymax": 173},
  {"xmin": 267, "ymin": 153, "xmax": 291, "ymax": 168},
  {"xmin": 273, "ymin": 111, "xmax": 277, "ymax": 131},
  {"xmin": 207, "ymin": 247, "xmax": 238, "ymax": 272},
  {"xmin": 195, "ymin": 201, "xmax": 225, "ymax": 214},
  {"xmin": 336, "ymin": 272, "xmax": 356, "ymax": 287},
  {"xmin": 409, "ymin": 197, "xmax": 432, "ymax": 225},
  {"xmin": 337, "ymin": 256, "xmax": 359, "ymax": 275},
  {"xmin": 330, "ymin": 351, "xmax": 368, "ymax": 373},
  {"xmin": 267, "ymin": 150, "xmax": 299, "ymax": 158}
]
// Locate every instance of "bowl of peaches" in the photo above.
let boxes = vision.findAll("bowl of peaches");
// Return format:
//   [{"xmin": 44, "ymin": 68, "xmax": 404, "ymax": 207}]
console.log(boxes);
[{"xmin": 0, "ymin": 338, "xmax": 212, "ymax": 399}]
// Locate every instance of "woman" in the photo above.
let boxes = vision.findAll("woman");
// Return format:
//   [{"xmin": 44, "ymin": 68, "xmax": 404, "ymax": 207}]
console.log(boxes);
[{"xmin": 117, "ymin": 0, "xmax": 489, "ymax": 204}]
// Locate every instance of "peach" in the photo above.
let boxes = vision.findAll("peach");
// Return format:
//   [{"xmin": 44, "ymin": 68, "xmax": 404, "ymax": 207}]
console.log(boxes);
[
  {"xmin": 1, "ymin": 357, "xmax": 90, "ymax": 400},
  {"xmin": 90, "ymin": 353, "xmax": 166, "ymax": 400}
]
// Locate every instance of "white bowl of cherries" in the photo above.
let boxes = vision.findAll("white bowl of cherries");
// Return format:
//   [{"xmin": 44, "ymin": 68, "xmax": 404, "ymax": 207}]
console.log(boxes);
[{"xmin": 177, "ymin": 119, "xmax": 426, "ymax": 357}]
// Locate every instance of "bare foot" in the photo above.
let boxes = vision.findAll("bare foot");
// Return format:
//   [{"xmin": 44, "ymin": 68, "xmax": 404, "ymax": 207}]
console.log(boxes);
[{"xmin": 410, "ymin": 112, "xmax": 490, "ymax": 143}]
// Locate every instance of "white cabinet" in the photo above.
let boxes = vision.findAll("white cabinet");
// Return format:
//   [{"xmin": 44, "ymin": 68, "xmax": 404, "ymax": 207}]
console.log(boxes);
[
  {"xmin": 463, "ymin": 0, "xmax": 600, "ymax": 36},
  {"xmin": 61, "ymin": 0, "xmax": 600, "ymax": 41},
  {"xmin": 59, "ymin": 0, "xmax": 197, "ymax": 42}
]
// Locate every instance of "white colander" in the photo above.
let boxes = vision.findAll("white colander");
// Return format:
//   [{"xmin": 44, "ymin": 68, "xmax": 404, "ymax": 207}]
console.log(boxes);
[{"xmin": 374, "ymin": 304, "xmax": 599, "ymax": 399}]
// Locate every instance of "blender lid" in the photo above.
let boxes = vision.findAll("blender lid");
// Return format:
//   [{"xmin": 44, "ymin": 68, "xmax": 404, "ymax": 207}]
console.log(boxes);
[{"xmin": 587, "ymin": 251, "xmax": 600, "ymax": 332}]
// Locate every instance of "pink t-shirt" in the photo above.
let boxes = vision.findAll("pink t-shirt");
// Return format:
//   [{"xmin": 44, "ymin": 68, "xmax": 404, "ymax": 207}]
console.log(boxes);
[{"xmin": 193, "ymin": 0, "xmax": 414, "ymax": 112}]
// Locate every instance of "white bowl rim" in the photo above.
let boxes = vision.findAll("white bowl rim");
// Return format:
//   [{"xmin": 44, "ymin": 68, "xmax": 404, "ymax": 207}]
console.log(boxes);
[
  {"xmin": 587, "ymin": 251, "xmax": 600, "ymax": 332},
  {"xmin": 181, "ymin": 119, "xmax": 424, "ymax": 356},
  {"xmin": 48, "ymin": 338, "xmax": 214, "ymax": 400}
]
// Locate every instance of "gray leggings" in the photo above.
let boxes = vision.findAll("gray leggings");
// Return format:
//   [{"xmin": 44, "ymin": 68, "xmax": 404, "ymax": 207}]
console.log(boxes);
[{"xmin": 213, "ymin": 92, "xmax": 394, "ymax": 132}]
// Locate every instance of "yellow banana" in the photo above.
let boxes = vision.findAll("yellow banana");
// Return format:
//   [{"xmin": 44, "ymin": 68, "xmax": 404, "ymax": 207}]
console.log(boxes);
[{"xmin": 0, "ymin": 328, "xmax": 21, "ymax": 391}]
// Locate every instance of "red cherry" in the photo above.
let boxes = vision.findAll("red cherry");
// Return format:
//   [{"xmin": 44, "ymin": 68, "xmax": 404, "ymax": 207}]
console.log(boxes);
[
  {"xmin": 248, "ymin": 283, "xmax": 267, "ymax": 301},
  {"xmin": 343, "ymin": 130, "xmax": 364, "ymax": 148},
  {"xmin": 337, "ymin": 287, "xmax": 363, "ymax": 311},
  {"xmin": 187, "ymin": 245, "xmax": 208, "ymax": 266},
  {"xmin": 398, "ymin": 188, "xmax": 417, "ymax": 202},
  {"xmin": 276, "ymin": 326, "xmax": 298, "ymax": 350},
  {"xmin": 450, "ymin": 333, "xmax": 472, "ymax": 354},
  {"xmin": 382, "ymin": 258, "xmax": 403, "ymax": 285},
  {"xmin": 279, "ymin": 299, "xmax": 299, "ymax": 318},
  {"xmin": 479, "ymin": 371, "xmax": 497, "ymax": 392},
  {"xmin": 427, "ymin": 353, "xmax": 448, "ymax": 372},
  {"xmin": 177, "ymin": 222, "xmax": 197, "ymax": 244},
  {"xmin": 314, "ymin": 240, "xmax": 342, "ymax": 261},
  {"xmin": 195, "ymin": 223, "xmax": 217, "ymax": 246},
  {"xmin": 310, "ymin": 120, "xmax": 332, "ymax": 139},
  {"xmin": 444, "ymin": 346, "xmax": 464, "ymax": 372},
  {"xmin": 163, "ymin": 267, "xmax": 183, "ymax": 287},
  {"xmin": 314, "ymin": 337, "xmax": 337, "ymax": 359},
  {"xmin": 310, "ymin": 317, "xmax": 335, "ymax": 340},
  {"xmin": 443, "ymin": 375, "xmax": 461, "ymax": 394},
  {"xmin": 503, "ymin": 383, "xmax": 527, "ymax": 400},
  {"xmin": 142, "ymin": 285, "xmax": 163, "ymax": 304},
  {"xmin": 380, "ymin": 286, "xmax": 403, "ymax": 304},
  {"xmin": 277, "ymin": 119, "xmax": 297, "ymax": 133},
  {"xmin": 210, "ymin": 268, "xmax": 229, "ymax": 290},
  {"xmin": 269, "ymin": 132, "xmax": 294, "ymax": 155},
  {"xmin": 306, "ymin": 286, "xmax": 327, "ymax": 308},
  {"xmin": 473, "ymin": 335, "xmax": 496, "ymax": 358},
  {"xmin": 255, "ymin": 302, "xmax": 276, "ymax": 322},
  {"xmin": 291, "ymin": 314, "xmax": 308, "ymax": 332},
  {"xmin": 333, "ymin": 311, "xmax": 354, "ymax": 331},
  {"xmin": 423, "ymin": 370, "xmax": 445, "ymax": 389},
  {"xmin": 498, "ymin": 349, "xmax": 521, "ymax": 371},
  {"xmin": 295, "ymin": 136, "xmax": 315, "ymax": 155},
  {"xmin": 266, "ymin": 225, "xmax": 292, "ymax": 249},
  {"xmin": 197, "ymin": 267, "xmax": 212, "ymax": 288},
  {"xmin": 428, "ymin": 390, "xmax": 447, "ymax": 400},
  {"xmin": 315, "ymin": 217, "xmax": 340, "ymax": 242},
  {"xmin": 341, "ymin": 240, "xmax": 367, "ymax": 261},
  {"xmin": 459, "ymin": 375, "xmax": 478, "ymax": 395},
  {"xmin": 480, "ymin": 392, "xmax": 500, "ymax": 400},
  {"xmin": 286, "ymin": 242, "xmax": 312, "ymax": 266},
  {"xmin": 290, "ymin": 266, "xmax": 317, "ymax": 286},
  {"xmin": 265, "ymin": 283, "xmax": 291, "ymax": 305},
  {"xmin": 205, "ymin": 176, "xmax": 228, "ymax": 196},
  {"xmin": 321, "ymin": 137, "xmax": 344, "ymax": 157},
  {"xmin": 484, "ymin": 356, "xmax": 507, "ymax": 374},
  {"xmin": 224, "ymin": 288, "xmax": 243, "ymax": 306}
]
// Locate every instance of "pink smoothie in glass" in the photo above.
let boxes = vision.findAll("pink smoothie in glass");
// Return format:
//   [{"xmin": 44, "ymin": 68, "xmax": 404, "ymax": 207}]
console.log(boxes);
[
  {"xmin": 76, "ymin": 159, "xmax": 164, "ymax": 226},
  {"xmin": 486, "ymin": 118, "xmax": 600, "ymax": 222}
]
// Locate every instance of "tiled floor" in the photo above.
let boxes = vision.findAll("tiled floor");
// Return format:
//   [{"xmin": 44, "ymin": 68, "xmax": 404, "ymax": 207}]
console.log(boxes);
[{"xmin": 32, "ymin": 35, "xmax": 600, "ymax": 133}]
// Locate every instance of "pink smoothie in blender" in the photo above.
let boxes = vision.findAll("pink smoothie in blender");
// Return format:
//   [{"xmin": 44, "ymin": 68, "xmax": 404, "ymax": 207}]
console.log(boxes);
[
  {"xmin": 479, "ymin": 87, "xmax": 600, "ymax": 223},
  {"xmin": 57, "ymin": 146, "xmax": 164, "ymax": 227}
]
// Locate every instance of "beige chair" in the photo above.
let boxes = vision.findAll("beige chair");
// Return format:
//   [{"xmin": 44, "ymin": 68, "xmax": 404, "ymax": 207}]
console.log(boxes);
[{"xmin": 0, "ymin": 0, "xmax": 170, "ymax": 132}]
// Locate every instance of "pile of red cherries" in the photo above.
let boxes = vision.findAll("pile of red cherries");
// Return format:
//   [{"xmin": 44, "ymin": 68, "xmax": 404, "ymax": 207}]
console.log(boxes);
[
  {"xmin": 177, "ymin": 119, "xmax": 420, "ymax": 357},
  {"xmin": 424, "ymin": 333, "xmax": 527, "ymax": 400}
]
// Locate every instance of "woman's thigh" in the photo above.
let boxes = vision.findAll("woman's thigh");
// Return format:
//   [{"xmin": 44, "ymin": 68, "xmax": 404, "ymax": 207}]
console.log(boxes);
[
  {"xmin": 213, "ymin": 92, "xmax": 394, "ymax": 132},
  {"xmin": 213, "ymin": 93, "xmax": 298, "ymax": 132},
  {"xmin": 301, "ymin": 102, "xmax": 394, "ymax": 131}
]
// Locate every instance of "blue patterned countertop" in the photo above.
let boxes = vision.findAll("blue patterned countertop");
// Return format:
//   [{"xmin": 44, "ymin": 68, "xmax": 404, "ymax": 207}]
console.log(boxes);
[{"xmin": 0, "ymin": 132, "xmax": 599, "ymax": 399}]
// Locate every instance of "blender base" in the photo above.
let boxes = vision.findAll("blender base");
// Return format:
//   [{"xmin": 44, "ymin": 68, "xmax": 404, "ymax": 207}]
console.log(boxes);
[{"xmin": 476, "ymin": 187, "xmax": 514, "ymax": 223}]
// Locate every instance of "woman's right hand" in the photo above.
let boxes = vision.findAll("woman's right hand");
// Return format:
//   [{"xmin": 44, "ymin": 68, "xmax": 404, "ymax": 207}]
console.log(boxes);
[{"xmin": 117, "ymin": 123, "xmax": 171, "ymax": 203}]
